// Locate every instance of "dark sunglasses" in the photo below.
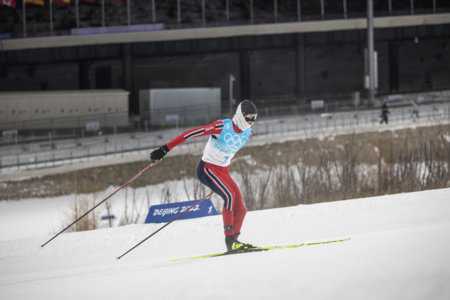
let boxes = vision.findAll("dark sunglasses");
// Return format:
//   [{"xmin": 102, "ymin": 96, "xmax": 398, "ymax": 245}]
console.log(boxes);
[{"xmin": 245, "ymin": 114, "xmax": 257, "ymax": 123}]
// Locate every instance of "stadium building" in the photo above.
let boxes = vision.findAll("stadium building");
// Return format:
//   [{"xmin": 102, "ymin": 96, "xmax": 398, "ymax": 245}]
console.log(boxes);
[{"xmin": 0, "ymin": 1, "xmax": 449, "ymax": 125}]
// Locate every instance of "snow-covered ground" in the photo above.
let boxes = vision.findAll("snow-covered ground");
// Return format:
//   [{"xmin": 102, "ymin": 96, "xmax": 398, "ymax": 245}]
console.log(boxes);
[
  {"xmin": 0, "ymin": 179, "xmax": 204, "ymax": 241},
  {"xmin": 1, "ymin": 187, "xmax": 450, "ymax": 300}
]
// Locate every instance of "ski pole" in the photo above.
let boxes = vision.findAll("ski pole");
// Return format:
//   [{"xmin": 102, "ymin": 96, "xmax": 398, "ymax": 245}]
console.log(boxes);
[
  {"xmin": 117, "ymin": 191, "xmax": 214, "ymax": 260},
  {"xmin": 41, "ymin": 161, "xmax": 158, "ymax": 248}
]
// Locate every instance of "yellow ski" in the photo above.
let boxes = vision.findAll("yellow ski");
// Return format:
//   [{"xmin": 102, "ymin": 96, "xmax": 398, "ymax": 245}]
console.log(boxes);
[{"xmin": 171, "ymin": 237, "xmax": 350, "ymax": 262}]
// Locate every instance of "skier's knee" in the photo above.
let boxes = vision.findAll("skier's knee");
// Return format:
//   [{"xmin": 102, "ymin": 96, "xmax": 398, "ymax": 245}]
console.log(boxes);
[{"xmin": 238, "ymin": 203, "xmax": 247, "ymax": 217}]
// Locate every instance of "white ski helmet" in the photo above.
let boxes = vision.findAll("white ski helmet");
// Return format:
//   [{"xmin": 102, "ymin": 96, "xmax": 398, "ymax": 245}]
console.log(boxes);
[{"xmin": 232, "ymin": 100, "xmax": 258, "ymax": 131}]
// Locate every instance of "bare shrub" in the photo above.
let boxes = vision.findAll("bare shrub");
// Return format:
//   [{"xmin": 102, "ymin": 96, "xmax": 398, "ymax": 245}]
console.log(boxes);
[
  {"xmin": 237, "ymin": 162, "xmax": 273, "ymax": 210},
  {"xmin": 182, "ymin": 176, "xmax": 209, "ymax": 200},
  {"xmin": 376, "ymin": 129, "xmax": 450, "ymax": 195},
  {"xmin": 118, "ymin": 187, "xmax": 143, "ymax": 226},
  {"xmin": 294, "ymin": 145, "xmax": 341, "ymax": 204},
  {"xmin": 253, "ymin": 169, "xmax": 273, "ymax": 210},
  {"xmin": 296, "ymin": 162, "xmax": 316, "ymax": 204},
  {"xmin": 336, "ymin": 136, "xmax": 360, "ymax": 198},
  {"xmin": 104, "ymin": 199, "xmax": 114, "ymax": 228},
  {"xmin": 272, "ymin": 164, "xmax": 301, "ymax": 207},
  {"xmin": 420, "ymin": 137, "xmax": 450, "ymax": 189},
  {"xmin": 67, "ymin": 194, "xmax": 98, "ymax": 232},
  {"xmin": 160, "ymin": 185, "xmax": 173, "ymax": 204},
  {"xmin": 145, "ymin": 187, "xmax": 151, "ymax": 208},
  {"xmin": 267, "ymin": 129, "xmax": 449, "ymax": 206}
]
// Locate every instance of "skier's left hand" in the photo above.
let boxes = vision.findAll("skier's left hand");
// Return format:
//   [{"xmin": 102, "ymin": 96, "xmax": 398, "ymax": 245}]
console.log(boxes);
[{"xmin": 150, "ymin": 145, "xmax": 169, "ymax": 161}]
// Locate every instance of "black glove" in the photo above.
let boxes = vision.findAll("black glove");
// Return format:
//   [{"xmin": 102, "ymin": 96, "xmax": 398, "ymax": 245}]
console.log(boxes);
[{"xmin": 150, "ymin": 145, "xmax": 169, "ymax": 161}]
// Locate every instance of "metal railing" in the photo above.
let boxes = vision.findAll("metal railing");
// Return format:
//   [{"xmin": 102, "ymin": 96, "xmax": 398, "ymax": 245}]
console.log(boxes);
[
  {"xmin": 1, "ymin": 99, "xmax": 449, "ymax": 173},
  {"xmin": 0, "ymin": 95, "xmax": 399, "ymax": 147}
]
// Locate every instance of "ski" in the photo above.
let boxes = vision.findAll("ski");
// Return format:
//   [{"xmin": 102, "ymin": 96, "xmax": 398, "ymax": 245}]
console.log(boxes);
[{"xmin": 171, "ymin": 237, "xmax": 350, "ymax": 262}]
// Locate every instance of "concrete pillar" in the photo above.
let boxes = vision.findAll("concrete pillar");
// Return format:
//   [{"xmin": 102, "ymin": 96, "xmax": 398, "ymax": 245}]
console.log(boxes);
[{"xmin": 367, "ymin": 0, "xmax": 376, "ymax": 106}]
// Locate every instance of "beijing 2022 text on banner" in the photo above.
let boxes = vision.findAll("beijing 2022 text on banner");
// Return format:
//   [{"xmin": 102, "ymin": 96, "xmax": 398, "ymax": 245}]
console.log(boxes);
[{"xmin": 145, "ymin": 199, "xmax": 218, "ymax": 223}]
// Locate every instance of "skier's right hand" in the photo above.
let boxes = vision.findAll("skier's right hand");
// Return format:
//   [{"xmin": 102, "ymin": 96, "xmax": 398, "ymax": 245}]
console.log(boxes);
[{"xmin": 150, "ymin": 145, "xmax": 169, "ymax": 161}]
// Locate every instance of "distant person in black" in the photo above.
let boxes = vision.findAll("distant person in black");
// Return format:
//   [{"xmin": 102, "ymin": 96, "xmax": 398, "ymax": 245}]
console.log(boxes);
[
  {"xmin": 410, "ymin": 100, "xmax": 419, "ymax": 122},
  {"xmin": 380, "ymin": 102, "xmax": 390, "ymax": 124}
]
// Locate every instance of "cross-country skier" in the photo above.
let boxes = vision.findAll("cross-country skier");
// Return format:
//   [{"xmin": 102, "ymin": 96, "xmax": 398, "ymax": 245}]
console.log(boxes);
[{"xmin": 150, "ymin": 100, "xmax": 258, "ymax": 252}]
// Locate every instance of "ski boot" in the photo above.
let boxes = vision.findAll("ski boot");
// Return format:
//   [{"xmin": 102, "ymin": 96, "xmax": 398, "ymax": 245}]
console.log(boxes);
[{"xmin": 225, "ymin": 235, "xmax": 258, "ymax": 252}]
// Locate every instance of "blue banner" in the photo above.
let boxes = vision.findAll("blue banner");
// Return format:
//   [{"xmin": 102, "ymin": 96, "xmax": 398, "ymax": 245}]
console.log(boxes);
[{"xmin": 145, "ymin": 199, "xmax": 218, "ymax": 224}]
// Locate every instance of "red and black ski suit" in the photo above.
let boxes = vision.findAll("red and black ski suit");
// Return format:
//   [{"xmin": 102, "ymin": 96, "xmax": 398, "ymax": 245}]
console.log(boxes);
[{"xmin": 166, "ymin": 119, "xmax": 247, "ymax": 238}]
